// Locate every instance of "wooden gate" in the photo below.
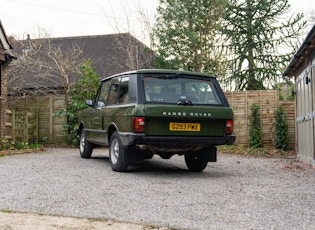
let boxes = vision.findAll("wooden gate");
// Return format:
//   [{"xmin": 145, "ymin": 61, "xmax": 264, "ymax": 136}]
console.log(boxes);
[{"xmin": 10, "ymin": 109, "xmax": 38, "ymax": 144}]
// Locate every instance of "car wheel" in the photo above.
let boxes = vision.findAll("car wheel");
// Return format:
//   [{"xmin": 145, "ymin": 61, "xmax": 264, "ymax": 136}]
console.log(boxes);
[
  {"xmin": 79, "ymin": 128, "xmax": 93, "ymax": 158},
  {"xmin": 109, "ymin": 131, "xmax": 128, "ymax": 172},
  {"xmin": 184, "ymin": 152, "xmax": 208, "ymax": 172}
]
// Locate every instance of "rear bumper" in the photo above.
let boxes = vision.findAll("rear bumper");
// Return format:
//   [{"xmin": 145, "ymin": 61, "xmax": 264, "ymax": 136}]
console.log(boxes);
[{"xmin": 119, "ymin": 133, "xmax": 236, "ymax": 147}]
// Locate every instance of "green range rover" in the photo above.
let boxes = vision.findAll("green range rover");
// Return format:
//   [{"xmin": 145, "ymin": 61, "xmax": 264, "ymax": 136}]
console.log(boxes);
[{"xmin": 78, "ymin": 69, "xmax": 235, "ymax": 172}]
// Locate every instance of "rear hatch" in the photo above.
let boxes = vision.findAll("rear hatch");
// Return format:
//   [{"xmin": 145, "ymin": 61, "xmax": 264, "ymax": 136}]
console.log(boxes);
[
  {"xmin": 142, "ymin": 72, "xmax": 234, "ymax": 137},
  {"xmin": 144, "ymin": 104, "xmax": 233, "ymax": 136}
]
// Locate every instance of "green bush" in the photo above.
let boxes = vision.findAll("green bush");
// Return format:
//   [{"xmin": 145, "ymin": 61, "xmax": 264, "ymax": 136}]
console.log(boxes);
[
  {"xmin": 0, "ymin": 138, "xmax": 11, "ymax": 150},
  {"xmin": 248, "ymin": 103, "xmax": 263, "ymax": 148},
  {"xmin": 54, "ymin": 101, "xmax": 89, "ymax": 146},
  {"xmin": 54, "ymin": 60, "xmax": 99, "ymax": 146},
  {"xmin": 275, "ymin": 105, "xmax": 288, "ymax": 150}
]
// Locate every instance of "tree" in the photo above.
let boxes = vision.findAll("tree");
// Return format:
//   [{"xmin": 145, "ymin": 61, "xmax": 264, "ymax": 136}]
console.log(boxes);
[
  {"xmin": 152, "ymin": 0, "xmax": 227, "ymax": 75},
  {"xmin": 7, "ymin": 29, "xmax": 84, "ymax": 103},
  {"xmin": 248, "ymin": 103, "xmax": 263, "ymax": 148},
  {"xmin": 70, "ymin": 60, "xmax": 99, "ymax": 103},
  {"xmin": 274, "ymin": 105, "xmax": 288, "ymax": 150},
  {"xmin": 307, "ymin": 10, "xmax": 315, "ymax": 29},
  {"xmin": 101, "ymin": 1, "xmax": 155, "ymax": 71},
  {"xmin": 6, "ymin": 29, "xmax": 91, "ymax": 145},
  {"xmin": 222, "ymin": 0, "xmax": 306, "ymax": 90}
]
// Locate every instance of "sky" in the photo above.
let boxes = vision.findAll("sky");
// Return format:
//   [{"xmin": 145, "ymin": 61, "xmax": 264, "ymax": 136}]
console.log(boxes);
[
  {"xmin": 0, "ymin": 0, "xmax": 314, "ymax": 44},
  {"xmin": 0, "ymin": 0, "xmax": 159, "ymax": 43}
]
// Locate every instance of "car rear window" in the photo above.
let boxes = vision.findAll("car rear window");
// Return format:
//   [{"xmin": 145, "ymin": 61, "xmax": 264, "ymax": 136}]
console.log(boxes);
[{"xmin": 143, "ymin": 75, "xmax": 222, "ymax": 105}]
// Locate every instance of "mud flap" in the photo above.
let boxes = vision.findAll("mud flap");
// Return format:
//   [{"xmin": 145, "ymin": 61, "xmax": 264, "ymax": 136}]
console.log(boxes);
[
  {"xmin": 198, "ymin": 146, "xmax": 217, "ymax": 162},
  {"xmin": 125, "ymin": 147, "xmax": 144, "ymax": 164}
]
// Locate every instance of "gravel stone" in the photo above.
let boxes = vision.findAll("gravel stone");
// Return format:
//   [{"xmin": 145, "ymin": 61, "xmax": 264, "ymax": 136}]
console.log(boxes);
[{"xmin": 0, "ymin": 148, "xmax": 314, "ymax": 230}]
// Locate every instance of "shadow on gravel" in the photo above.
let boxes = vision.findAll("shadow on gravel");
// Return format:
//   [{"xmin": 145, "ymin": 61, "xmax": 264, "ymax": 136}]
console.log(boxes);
[
  {"xmin": 88, "ymin": 155, "xmax": 227, "ymax": 179},
  {"xmin": 88, "ymin": 156, "xmax": 111, "ymax": 166}
]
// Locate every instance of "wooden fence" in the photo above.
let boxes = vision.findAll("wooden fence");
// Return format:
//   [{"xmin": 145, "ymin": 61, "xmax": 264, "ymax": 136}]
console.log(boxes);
[
  {"xmin": 225, "ymin": 90, "xmax": 295, "ymax": 148},
  {"xmin": 7, "ymin": 95, "xmax": 66, "ymax": 144},
  {"xmin": 280, "ymin": 101, "xmax": 295, "ymax": 148},
  {"xmin": 7, "ymin": 91, "xmax": 295, "ymax": 148},
  {"xmin": 10, "ymin": 110, "xmax": 37, "ymax": 143}
]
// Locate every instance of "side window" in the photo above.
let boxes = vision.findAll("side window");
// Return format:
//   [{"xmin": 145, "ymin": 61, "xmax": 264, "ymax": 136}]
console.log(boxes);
[
  {"xmin": 96, "ymin": 80, "xmax": 111, "ymax": 107},
  {"xmin": 107, "ymin": 77, "xmax": 120, "ymax": 105},
  {"xmin": 118, "ymin": 77, "xmax": 129, "ymax": 104},
  {"xmin": 128, "ymin": 74, "xmax": 137, "ymax": 103}
]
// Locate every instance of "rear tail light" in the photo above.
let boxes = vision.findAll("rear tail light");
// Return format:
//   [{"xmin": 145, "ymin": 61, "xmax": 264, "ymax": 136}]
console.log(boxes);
[
  {"xmin": 225, "ymin": 119, "xmax": 234, "ymax": 135},
  {"xmin": 132, "ymin": 117, "xmax": 145, "ymax": 133}
]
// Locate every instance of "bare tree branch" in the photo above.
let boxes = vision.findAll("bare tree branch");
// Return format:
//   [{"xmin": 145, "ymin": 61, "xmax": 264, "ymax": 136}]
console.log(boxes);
[{"xmin": 7, "ymin": 28, "xmax": 84, "ymax": 103}]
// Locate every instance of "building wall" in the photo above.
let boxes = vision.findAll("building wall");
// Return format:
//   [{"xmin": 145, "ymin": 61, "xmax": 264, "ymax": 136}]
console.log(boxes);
[
  {"xmin": 0, "ymin": 64, "xmax": 6, "ymax": 137},
  {"xmin": 0, "ymin": 60, "xmax": 12, "ymax": 139},
  {"xmin": 295, "ymin": 55, "xmax": 315, "ymax": 167},
  {"xmin": 0, "ymin": 33, "xmax": 12, "ymax": 139}
]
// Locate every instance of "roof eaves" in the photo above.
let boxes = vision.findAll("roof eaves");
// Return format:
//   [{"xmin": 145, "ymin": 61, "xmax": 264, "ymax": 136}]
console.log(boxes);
[
  {"xmin": 48, "ymin": 32, "xmax": 131, "ymax": 41},
  {"xmin": 283, "ymin": 24, "xmax": 315, "ymax": 77},
  {"xmin": 0, "ymin": 20, "xmax": 12, "ymax": 50}
]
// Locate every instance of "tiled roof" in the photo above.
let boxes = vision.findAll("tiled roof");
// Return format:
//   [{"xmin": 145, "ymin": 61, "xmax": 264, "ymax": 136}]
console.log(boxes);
[{"xmin": 8, "ymin": 33, "xmax": 154, "ymax": 92}]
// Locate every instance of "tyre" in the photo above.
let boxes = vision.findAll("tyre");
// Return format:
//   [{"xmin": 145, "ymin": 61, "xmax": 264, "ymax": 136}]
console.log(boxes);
[
  {"xmin": 109, "ymin": 131, "xmax": 128, "ymax": 172},
  {"xmin": 184, "ymin": 152, "xmax": 208, "ymax": 172},
  {"xmin": 79, "ymin": 128, "xmax": 93, "ymax": 158}
]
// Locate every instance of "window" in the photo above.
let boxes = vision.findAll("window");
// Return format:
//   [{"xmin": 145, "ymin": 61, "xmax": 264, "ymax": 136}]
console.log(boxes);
[
  {"xmin": 107, "ymin": 76, "xmax": 130, "ymax": 105},
  {"xmin": 143, "ymin": 75, "xmax": 222, "ymax": 105},
  {"xmin": 107, "ymin": 77, "xmax": 120, "ymax": 105},
  {"xmin": 96, "ymin": 80, "xmax": 111, "ymax": 107},
  {"xmin": 118, "ymin": 77, "xmax": 129, "ymax": 104}
]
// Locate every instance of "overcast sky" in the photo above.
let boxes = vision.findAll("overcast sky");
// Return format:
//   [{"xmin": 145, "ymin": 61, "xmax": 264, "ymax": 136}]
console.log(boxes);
[
  {"xmin": 0, "ymin": 0, "xmax": 159, "ymax": 42},
  {"xmin": 0, "ymin": 0, "xmax": 314, "ymax": 43}
]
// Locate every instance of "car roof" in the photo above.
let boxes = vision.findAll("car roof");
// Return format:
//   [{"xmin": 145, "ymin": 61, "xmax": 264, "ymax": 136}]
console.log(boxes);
[{"xmin": 100, "ymin": 69, "xmax": 216, "ymax": 82}]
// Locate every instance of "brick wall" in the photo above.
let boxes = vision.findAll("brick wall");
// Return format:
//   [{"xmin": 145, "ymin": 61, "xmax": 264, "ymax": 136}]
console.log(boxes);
[{"xmin": 0, "ymin": 65, "xmax": 8, "ymax": 138}]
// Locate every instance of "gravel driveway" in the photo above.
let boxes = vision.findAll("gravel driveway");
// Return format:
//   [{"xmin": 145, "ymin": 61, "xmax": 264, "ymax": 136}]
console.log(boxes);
[{"xmin": 0, "ymin": 148, "xmax": 314, "ymax": 230}]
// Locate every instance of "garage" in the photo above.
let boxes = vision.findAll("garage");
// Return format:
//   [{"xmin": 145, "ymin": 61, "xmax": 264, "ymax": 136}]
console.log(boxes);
[{"xmin": 284, "ymin": 24, "xmax": 315, "ymax": 167}]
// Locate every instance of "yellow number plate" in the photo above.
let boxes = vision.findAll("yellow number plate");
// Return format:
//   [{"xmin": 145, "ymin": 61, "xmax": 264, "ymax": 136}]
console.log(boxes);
[{"xmin": 169, "ymin": 122, "xmax": 200, "ymax": 131}]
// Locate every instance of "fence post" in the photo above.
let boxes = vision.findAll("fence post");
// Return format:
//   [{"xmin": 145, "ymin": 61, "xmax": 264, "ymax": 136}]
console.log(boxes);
[
  {"xmin": 11, "ymin": 109, "xmax": 15, "ymax": 142},
  {"xmin": 35, "ymin": 112, "xmax": 39, "ymax": 144},
  {"xmin": 24, "ymin": 110, "xmax": 28, "ymax": 143},
  {"xmin": 49, "ymin": 95, "xmax": 53, "ymax": 142}
]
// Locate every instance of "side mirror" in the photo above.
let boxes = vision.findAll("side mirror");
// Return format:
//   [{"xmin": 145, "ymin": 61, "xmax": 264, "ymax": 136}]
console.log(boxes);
[{"xmin": 85, "ymin": 99, "xmax": 93, "ymax": 106}]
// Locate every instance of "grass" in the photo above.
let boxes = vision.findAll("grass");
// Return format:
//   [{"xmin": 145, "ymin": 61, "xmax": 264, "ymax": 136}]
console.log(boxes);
[
  {"xmin": 0, "ymin": 209, "xmax": 13, "ymax": 213},
  {"xmin": 217, "ymin": 144, "xmax": 295, "ymax": 158}
]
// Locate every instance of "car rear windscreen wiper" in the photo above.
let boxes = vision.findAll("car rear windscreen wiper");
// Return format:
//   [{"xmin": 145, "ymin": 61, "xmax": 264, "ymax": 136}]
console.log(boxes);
[{"xmin": 177, "ymin": 99, "xmax": 193, "ymax": 105}]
